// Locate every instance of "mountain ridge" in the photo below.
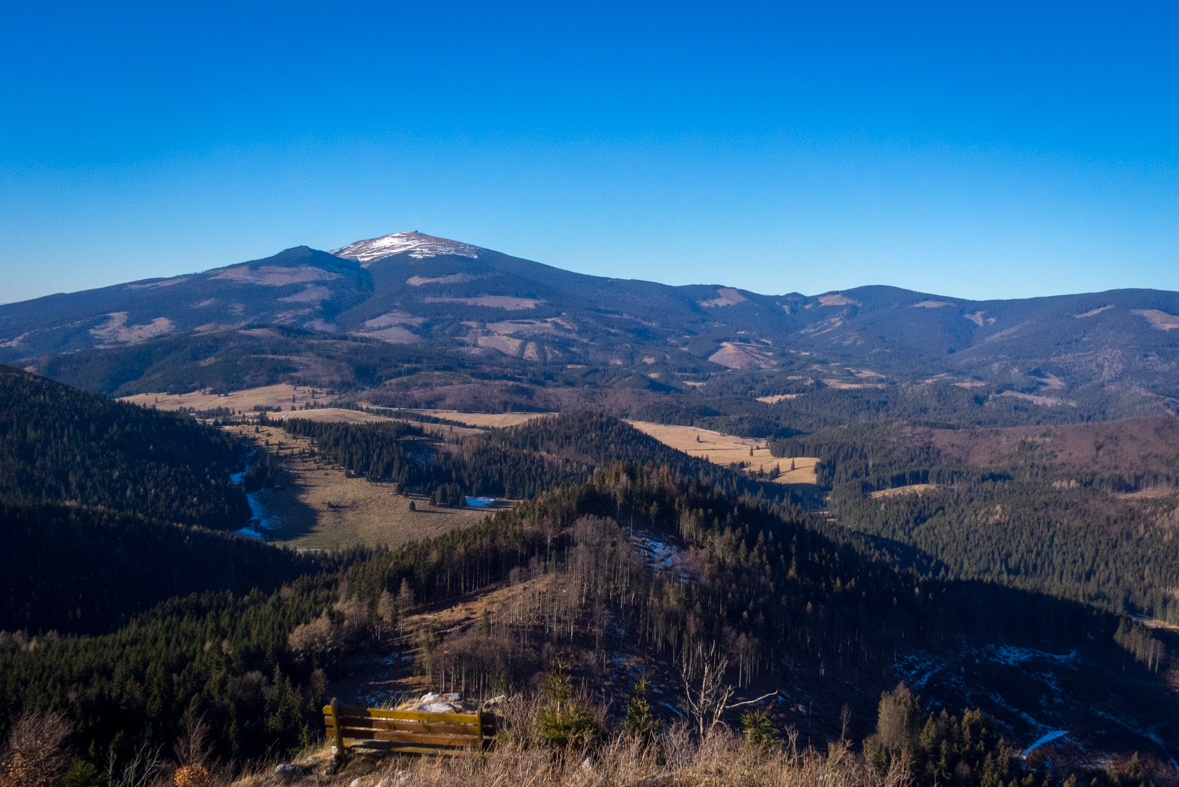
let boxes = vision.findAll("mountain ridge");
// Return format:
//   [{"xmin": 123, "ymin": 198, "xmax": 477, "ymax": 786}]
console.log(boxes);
[{"xmin": 3, "ymin": 231, "xmax": 1177, "ymax": 403}]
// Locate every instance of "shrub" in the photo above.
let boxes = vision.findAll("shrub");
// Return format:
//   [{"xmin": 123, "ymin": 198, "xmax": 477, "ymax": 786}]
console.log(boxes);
[
  {"xmin": 536, "ymin": 662, "xmax": 603, "ymax": 749},
  {"xmin": 0, "ymin": 711, "xmax": 74, "ymax": 787},
  {"xmin": 740, "ymin": 709, "xmax": 779, "ymax": 752},
  {"xmin": 623, "ymin": 676, "xmax": 660, "ymax": 745}
]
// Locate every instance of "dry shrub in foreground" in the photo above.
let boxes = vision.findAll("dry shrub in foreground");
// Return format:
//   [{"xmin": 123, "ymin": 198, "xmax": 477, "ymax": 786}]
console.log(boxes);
[
  {"xmin": 173, "ymin": 709, "xmax": 231, "ymax": 787},
  {"xmin": 375, "ymin": 725, "xmax": 910, "ymax": 787},
  {"xmin": 0, "ymin": 711, "xmax": 74, "ymax": 787}
]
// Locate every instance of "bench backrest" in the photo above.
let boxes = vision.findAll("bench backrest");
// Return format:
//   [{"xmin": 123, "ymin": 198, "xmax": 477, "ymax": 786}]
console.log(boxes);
[{"xmin": 323, "ymin": 700, "xmax": 495, "ymax": 757}]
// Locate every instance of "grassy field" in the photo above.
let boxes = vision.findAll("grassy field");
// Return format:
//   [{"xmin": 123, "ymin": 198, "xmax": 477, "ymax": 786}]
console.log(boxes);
[
  {"xmin": 625, "ymin": 420, "xmax": 819, "ymax": 484},
  {"xmin": 756, "ymin": 394, "xmax": 800, "ymax": 404},
  {"xmin": 278, "ymin": 407, "xmax": 399, "ymax": 425},
  {"xmin": 869, "ymin": 483, "xmax": 939, "ymax": 499},
  {"xmin": 405, "ymin": 410, "xmax": 822, "ymax": 484},
  {"xmin": 120, "ymin": 383, "xmax": 326, "ymax": 413},
  {"xmin": 125, "ymin": 387, "xmax": 821, "ymax": 489},
  {"xmin": 412, "ymin": 409, "xmax": 555, "ymax": 428},
  {"xmin": 226, "ymin": 424, "xmax": 492, "ymax": 551}
]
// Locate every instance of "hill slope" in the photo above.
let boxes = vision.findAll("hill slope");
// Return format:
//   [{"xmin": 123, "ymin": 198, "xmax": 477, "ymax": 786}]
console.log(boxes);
[
  {"xmin": 2, "ymin": 231, "xmax": 1178, "ymax": 402},
  {"xmin": 0, "ymin": 364, "xmax": 249, "ymax": 528}
]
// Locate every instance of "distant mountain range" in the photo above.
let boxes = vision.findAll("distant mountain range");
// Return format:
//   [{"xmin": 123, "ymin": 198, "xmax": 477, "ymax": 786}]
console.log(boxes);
[{"xmin": 2, "ymin": 231, "xmax": 1177, "ymax": 402}]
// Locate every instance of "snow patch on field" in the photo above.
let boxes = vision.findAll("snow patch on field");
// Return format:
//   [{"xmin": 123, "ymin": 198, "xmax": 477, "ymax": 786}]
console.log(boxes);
[
  {"xmin": 632, "ymin": 534, "xmax": 692, "ymax": 582},
  {"xmin": 407, "ymin": 273, "xmax": 479, "ymax": 286},
  {"xmin": 1023, "ymin": 731, "xmax": 1067, "ymax": 758},
  {"xmin": 989, "ymin": 645, "xmax": 1077, "ymax": 666},
  {"xmin": 238, "ymin": 490, "xmax": 282, "ymax": 539},
  {"xmin": 892, "ymin": 643, "xmax": 1082, "ymax": 751}
]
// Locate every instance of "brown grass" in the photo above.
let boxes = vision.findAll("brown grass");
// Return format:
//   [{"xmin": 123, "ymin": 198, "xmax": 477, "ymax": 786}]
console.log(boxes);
[
  {"xmin": 91, "ymin": 312, "xmax": 176, "ymax": 344},
  {"xmin": 414, "ymin": 410, "xmax": 556, "ymax": 429},
  {"xmin": 707, "ymin": 342, "xmax": 773, "ymax": 370},
  {"xmin": 120, "ymin": 383, "xmax": 325, "ymax": 413},
  {"xmin": 230, "ymin": 730, "xmax": 899, "ymax": 787},
  {"xmin": 424, "ymin": 296, "xmax": 543, "ymax": 310},
  {"xmin": 1075, "ymin": 305, "xmax": 1114, "ymax": 319},
  {"xmin": 818, "ymin": 293, "xmax": 858, "ymax": 306},
  {"xmin": 870, "ymin": 484, "xmax": 939, "ymax": 500},
  {"xmin": 278, "ymin": 408, "xmax": 398, "ymax": 425},
  {"xmin": 226, "ymin": 425, "xmax": 492, "ymax": 550},
  {"xmin": 625, "ymin": 421, "xmax": 819, "ymax": 484},
  {"xmin": 995, "ymin": 391, "xmax": 1075, "ymax": 407},
  {"xmin": 821, "ymin": 380, "xmax": 885, "ymax": 390},
  {"xmin": 1133, "ymin": 308, "xmax": 1179, "ymax": 331},
  {"xmin": 1116, "ymin": 488, "xmax": 1179, "ymax": 501},
  {"xmin": 699, "ymin": 287, "xmax": 748, "ymax": 307},
  {"xmin": 756, "ymin": 394, "xmax": 799, "ymax": 404}
]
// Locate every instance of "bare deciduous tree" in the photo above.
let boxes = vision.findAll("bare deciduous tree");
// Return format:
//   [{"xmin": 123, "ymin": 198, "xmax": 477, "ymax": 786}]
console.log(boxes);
[
  {"xmin": 106, "ymin": 743, "xmax": 166, "ymax": 787},
  {"xmin": 680, "ymin": 642, "xmax": 736, "ymax": 736},
  {"xmin": 0, "ymin": 711, "xmax": 74, "ymax": 787},
  {"xmin": 288, "ymin": 612, "xmax": 336, "ymax": 658},
  {"xmin": 174, "ymin": 708, "xmax": 229, "ymax": 786}
]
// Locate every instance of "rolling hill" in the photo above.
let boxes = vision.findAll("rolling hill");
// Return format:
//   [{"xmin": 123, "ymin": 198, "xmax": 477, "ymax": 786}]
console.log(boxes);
[{"xmin": 2, "ymin": 231, "xmax": 1178, "ymax": 408}]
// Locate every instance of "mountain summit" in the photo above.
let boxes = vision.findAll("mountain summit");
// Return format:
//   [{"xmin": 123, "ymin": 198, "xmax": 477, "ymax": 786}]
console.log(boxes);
[
  {"xmin": 331, "ymin": 231, "xmax": 482, "ymax": 264},
  {"xmin": 2, "ymin": 232, "xmax": 1178, "ymax": 404}
]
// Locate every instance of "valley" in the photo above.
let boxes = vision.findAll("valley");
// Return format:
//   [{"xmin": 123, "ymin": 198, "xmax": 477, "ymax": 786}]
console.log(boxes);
[
  {"xmin": 3, "ymin": 232, "xmax": 1179, "ymax": 787},
  {"xmin": 224, "ymin": 423, "xmax": 494, "ymax": 550}
]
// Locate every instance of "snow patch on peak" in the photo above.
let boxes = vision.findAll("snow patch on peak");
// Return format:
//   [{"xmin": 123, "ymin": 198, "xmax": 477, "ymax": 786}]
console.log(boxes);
[{"xmin": 331, "ymin": 232, "xmax": 481, "ymax": 265}]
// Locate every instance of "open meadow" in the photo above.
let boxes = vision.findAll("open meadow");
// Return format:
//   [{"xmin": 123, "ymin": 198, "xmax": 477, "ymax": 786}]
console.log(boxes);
[
  {"xmin": 225, "ymin": 423, "xmax": 493, "ymax": 550},
  {"xmin": 625, "ymin": 420, "xmax": 820, "ymax": 484},
  {"xmin": 405, "ymin": 410, "xmax": 822, "ymax": 484},
  {"xmin": 412, "ymin": 409, "xmax": 554, "ymax": 428},
  {"xmin": 119, "ymin": 382, "xmax": 323, "ymax": 413}
]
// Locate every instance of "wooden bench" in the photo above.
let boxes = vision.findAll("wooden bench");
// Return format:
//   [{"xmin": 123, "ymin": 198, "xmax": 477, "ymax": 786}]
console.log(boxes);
[{"xmin": 324, "ymin": 699, "xmax": 496, "ymax": 759}]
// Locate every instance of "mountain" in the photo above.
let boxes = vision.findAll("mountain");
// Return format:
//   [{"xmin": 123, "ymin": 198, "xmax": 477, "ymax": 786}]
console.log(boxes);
[
  {"xmin": 0, "ymin": 246, "xmax": 371, "ymax": 358},
  {"xmin": 3, "ymin": 231, "xmax": 1178, "ymax": 404}
]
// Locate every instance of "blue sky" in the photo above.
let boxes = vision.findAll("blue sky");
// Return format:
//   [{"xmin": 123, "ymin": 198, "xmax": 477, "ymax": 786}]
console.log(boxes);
[{"xmin": 1, "ymin": 1, "xmax": 1176, "ymax": 303}]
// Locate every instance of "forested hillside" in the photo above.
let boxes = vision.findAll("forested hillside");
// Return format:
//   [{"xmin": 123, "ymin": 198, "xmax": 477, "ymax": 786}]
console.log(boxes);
[
  {"xmin": 0, "ymin": 364, "xmax": 249, "ymax": 529},
  {"xmin": 2, "ymin": 366, "xmax": 1176, "ymax": 784},
  {"xmin": 0, "ymin": 501, "xmax": 323, "ymax": 636},
  {"xmin": 0, "ymin": 367, "xmax": 329, "ymax": 641},
  {"xmin": 282, "ymin": 411, "xmax": 795, "ymax": 504},
  {"xmin": 772, "ymin": 421, "xmax": 1179, "ymax": 623},
  {"xmin": 4, "ymin": 462, "xmax": 1171, "ymax": 780}
]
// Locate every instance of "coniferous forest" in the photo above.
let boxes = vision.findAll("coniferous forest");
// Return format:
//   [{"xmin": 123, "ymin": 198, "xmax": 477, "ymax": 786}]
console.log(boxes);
[{"xmin": 1, "ymin": 364, "xmax": 1176, "ymax": 787}]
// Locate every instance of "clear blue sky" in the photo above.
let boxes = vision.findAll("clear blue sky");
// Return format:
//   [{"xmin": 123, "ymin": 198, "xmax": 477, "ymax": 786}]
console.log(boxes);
[{"xmin": 1, "ymin": 1, "xmax": 1176, "ymax": 303}]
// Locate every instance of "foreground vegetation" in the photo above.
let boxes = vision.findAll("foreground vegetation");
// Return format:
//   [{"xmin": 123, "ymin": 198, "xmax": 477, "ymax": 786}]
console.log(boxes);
[
  {"xmin": 3, "ymin": 684, "xmax": 1167, "ymax": 787},
  {"xmin": 1, "ymin": 367, "xmax": 1176, "ymax": 786}
]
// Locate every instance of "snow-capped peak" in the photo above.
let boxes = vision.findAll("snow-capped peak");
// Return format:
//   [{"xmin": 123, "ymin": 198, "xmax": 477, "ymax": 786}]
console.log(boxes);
[{"xmin": 330, "ymin": 231, "xmax": 481, "ymax": 265}]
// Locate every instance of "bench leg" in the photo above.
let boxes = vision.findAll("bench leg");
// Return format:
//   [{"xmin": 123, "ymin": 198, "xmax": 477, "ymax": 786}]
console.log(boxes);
[{"xmin": 330, "ymin": 698, "xmax": 346, "ymax": 765}]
